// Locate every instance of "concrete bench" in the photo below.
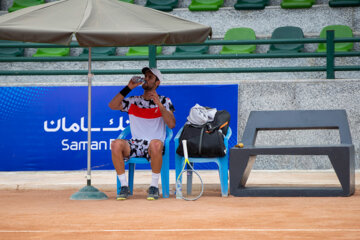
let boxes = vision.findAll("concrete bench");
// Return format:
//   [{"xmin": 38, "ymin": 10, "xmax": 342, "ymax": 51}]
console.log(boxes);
[{"xmin": 229, "ymin": 110, "xmax": 355, "ymax": 197}]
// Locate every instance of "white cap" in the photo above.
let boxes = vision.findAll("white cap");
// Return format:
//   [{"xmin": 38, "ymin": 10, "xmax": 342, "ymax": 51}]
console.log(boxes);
[{"xmin": 142, "ymin": 67, "xmax": 163, "ymax": 82}]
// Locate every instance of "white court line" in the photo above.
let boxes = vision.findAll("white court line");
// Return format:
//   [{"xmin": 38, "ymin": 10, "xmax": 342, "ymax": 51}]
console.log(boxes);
[{"xmin": 1, "ymin": 228, "xmax": 360, "ymax": 233}]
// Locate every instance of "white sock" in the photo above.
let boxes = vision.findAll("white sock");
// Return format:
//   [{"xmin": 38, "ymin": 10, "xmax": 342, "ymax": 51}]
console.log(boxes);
[
  {"xmin": 150, "ymin": 172, "xmax": 160, "ymax": 188},
  {"xmin": 118, "ymin": 174, "xmax": 128, "ymax": 187}
]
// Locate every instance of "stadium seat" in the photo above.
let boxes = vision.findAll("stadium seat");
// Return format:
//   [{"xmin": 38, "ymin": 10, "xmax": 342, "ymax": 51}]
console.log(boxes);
[
  {"xmin": 79, "ymin": 47, "xmax": 116, "ymax": 57},
  {"xmin": 316, "ymin": 25, "xmax": 354, "ymax": 53},
  {"xmin": 33, "ymin": 48, "xmax": 70, "ymax": 57},
  {"xmin": 8, "ymin": 0, "xmax": 44, "ymax": 12},
  {"xmin": 188, "ymin": 0, "xmax": 224, "ymax": 11},
  {"xmin": 126, "ymin": 46, "xmax": 162, "ymax": 56},
  {"xmin": 280, "ymin": 0, "xmax": 315, "ymax": 9},
  {"xmin": 174, "ymin": 127, "xmax": 232, "ymax": 197},
  {"xmin": 145, "ymin": 0, "xmax": 178, "ymax": 11},
  {"xmin": 172, "ymin": 45, "xmax": 209, "ymax": 55},
  {"xmin": 329, "ymin": 0, "xmax": 360, "ymax": 7},
  {"xmin": 0, "ymin": 40, "xmax": 24, "ymax": 57},
  {"xmin": 116, "ymin": 126, "xmax": 173, "ymax": 198},
  {"xmin": 220, "ymin": 27, "xmax": 256, "ymax": 54},
  {"xmin": 119, "ymin": 0, "xmax": 134, "ymax": 3},
  {"xmin": 267, "ymin": 26, "xmax": 305, "ymax": 54},
  {"xmin": 234, "ymin": 0, "xmax": 269, "ymax": 10}
]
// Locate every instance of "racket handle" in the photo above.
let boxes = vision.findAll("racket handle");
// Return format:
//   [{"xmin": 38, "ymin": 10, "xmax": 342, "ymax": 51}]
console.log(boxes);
[
  {"xmin": 176, "ymin": 180, "xmax": 183, "ymax": 199},
  {"xmin": 182, "ymin": 140, "xmax": 189, "ymax": 160}
]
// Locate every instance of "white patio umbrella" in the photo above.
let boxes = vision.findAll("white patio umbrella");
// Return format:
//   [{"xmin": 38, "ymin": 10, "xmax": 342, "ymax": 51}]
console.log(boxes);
[{"xmin": 0, "ymin": 0, "xmax": 212, "ymax": 200}]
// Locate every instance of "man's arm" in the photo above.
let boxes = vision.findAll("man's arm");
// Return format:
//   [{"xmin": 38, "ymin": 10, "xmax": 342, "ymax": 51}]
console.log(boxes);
[
  {"xmin": 160, "ymin": 106, "xmax": 176, "ymax": 129},
  {"xmin": 150, "ymin": 93, "xmax": 176, "ymax": 129},
  {"xmin": 108, "ymin": 91, "xmax": 125, "ymax": 110},
  {"xmin": 108, "ymin": 80, "xmax": 141, "ymax": 110}
]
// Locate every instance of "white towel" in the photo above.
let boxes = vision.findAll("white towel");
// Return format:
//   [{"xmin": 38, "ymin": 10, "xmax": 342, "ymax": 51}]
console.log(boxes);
[{"xmin": 187, "ymin": 104, "xmax": 217, "ymax": 125}]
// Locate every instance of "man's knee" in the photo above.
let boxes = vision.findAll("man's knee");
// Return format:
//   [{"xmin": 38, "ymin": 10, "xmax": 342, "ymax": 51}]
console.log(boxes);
[
  {"xmin": 149, "ymin": 140, "xmax": 163, "ymax": 155},
  {"xmin": 111, "ymin": 139, "xmax": 128, "ymax": 154}
]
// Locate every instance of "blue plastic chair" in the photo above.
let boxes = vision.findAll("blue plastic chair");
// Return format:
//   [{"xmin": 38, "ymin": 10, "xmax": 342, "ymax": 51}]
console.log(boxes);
[
  {"xmin": 116, "ymin": 125, "xmax": 173, "ymax": 198},
  {"xmin": 174, "ymin": 126, "xmax": 232, "ymax": 197}
]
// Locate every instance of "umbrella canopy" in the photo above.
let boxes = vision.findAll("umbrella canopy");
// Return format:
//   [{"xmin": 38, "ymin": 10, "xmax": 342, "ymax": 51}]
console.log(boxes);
[{"xmin": 0, "ymin": 0, "xmax": 212, "ymax": 46}]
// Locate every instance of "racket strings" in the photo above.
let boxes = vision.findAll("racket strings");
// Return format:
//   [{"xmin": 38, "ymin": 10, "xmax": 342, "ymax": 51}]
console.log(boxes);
[
  {"xmin": 176, "ymin": 140, "xmax": 204, "ymax": 201},
  {"xmin": 176, "ymin": 163, "xmax": 204, "ymax": 201}
]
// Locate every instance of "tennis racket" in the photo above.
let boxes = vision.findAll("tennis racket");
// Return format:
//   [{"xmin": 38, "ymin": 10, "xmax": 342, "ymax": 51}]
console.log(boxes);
[{"xmin": 176, "ymin": 140, "xmax": 204, "ymax": 201}]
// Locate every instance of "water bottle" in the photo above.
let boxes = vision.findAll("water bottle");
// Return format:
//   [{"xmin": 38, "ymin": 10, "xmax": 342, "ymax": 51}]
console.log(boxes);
[{"xmin": 131, "ymin": 76, "xmax": 145, "ymax": 84}]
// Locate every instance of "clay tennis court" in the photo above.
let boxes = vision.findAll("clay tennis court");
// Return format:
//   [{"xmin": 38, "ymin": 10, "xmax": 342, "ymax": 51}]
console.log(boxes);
[{"xmin": 0, "ymin": 171, "xmax": 360, "ymax": 240}]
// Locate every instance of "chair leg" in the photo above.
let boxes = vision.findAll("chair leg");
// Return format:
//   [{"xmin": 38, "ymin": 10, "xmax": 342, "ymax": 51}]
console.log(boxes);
[
  {"xmin": 116, "ymin": 175, "xmax": 121, "ymax": 195},
  {"xmin": 128, "ymin": 163, "xmax": 135, "ymax": 196},
  {"xmin": 160, "ymin": 157, "xmax": 170, "ymax": 198},
  {"xmin": 218, "ymin": 157, "xmax": 229, "ymax": 197}
]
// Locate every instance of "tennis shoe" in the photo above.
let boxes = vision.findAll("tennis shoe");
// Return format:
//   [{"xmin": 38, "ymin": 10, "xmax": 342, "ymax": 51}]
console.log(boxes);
[
  {"xmin": 147, "ymin": 186, "xmax": 159, "ymax": 200},
  {"xmin": 117, "ymin": 186, "xmax": 130, "ymax": 200}
]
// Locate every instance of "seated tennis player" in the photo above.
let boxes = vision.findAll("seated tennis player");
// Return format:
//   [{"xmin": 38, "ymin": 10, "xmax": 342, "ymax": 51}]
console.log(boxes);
[{"xmin": 109, "ymin": 67, "xmax": 175, "ymax": 200}]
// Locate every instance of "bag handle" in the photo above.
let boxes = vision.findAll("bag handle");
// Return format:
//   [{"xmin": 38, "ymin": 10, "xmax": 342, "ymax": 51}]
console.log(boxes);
[
  {"xmin": 198, "ymin": 126, "xmax": 205, "ymax": 156},
  {"xmin": 206, "ymin": 121, "xmax": 229, "ymax": 134}
]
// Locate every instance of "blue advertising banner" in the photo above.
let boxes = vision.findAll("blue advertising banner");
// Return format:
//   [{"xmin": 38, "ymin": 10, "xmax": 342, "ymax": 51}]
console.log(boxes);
[{"xmin": 0, "ymin": 85, "xmax": 238, "ymax": 171}]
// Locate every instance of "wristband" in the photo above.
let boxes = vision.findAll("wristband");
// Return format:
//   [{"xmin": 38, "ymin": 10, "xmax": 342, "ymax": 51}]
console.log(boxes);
[{"xmin": 119, "ymin": 86, "xmax": 131, "ymax": 97}]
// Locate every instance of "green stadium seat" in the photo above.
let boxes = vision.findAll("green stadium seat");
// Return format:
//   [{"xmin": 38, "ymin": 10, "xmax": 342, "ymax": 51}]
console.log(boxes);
[
  {"xmin": 126, "ymin": 46, "xmax": 162, "ymax": 56},
  {"xmin": 172, "ymin": 45, "xmax": 209, "ymax": 55},
  {"xmin": 119, "ymin": 0, "xmax": 134, "ymax": 3},
  {"xmin": 8, "ymin": 0, "xmax": 45, "ymax": 12},
  {"xmin": 33, "ymin": 48, "xmax": 70, "ymax": 57},
  {"xmin": 79, "ymin": 47, "xmax": 116, "ymax": 57},
  {"xmin": 316, "ymin": 25, "xmax": 354, "ymax": 53},
  {"xmin": 189, "ymin": 0, "xmax": 224, "ymax": 11},
  {"xmin": 329, "ymin": 0, "xmax": 360, "ymax": 7},
  {"xmin": 267, "ymin": 26, "xmax": 304, "ymax": 54},
  {"xmin": 234, "ymin": 0, "xmax": 269, "ymax": 10},
  {"xmin": 220, "ymin": 27, "xmax": 256, "ymax": 54},
  {"xmin": 145, "ymin": 0, "xmax": 178, "ymax": 11},
  {"xmin": 280, "ymin": 0, "xmax": 315, "ymax": 9},
  {"xmin": 0, "ymin": 40, "xmax": 24, "ymax": 57}
]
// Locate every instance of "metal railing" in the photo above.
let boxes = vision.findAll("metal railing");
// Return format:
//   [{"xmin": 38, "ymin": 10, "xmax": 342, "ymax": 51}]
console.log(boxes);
[{"xmin": 0, "ymin": 31, "xmax": 359, "ymax": 79}]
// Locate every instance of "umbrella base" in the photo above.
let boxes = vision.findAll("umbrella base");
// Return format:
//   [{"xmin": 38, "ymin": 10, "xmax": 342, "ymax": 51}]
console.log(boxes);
[{"xmin": 70, "ymin": 185, "xmax": 108, "ymax": 200}]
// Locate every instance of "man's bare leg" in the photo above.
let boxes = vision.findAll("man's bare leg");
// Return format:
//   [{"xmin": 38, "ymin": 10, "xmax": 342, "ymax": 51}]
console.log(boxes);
[
  {"xmin": 111, "ymin": 139, "xmax": 131, "ymax": 200},
  {"xmin": 147, "ymin": 140, "xmax": 163, "ymax": 200}
]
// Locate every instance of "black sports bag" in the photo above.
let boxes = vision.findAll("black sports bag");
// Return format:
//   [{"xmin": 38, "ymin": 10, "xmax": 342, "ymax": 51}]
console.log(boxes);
[{"xmin": 176, "ymin": 110, "xmax": 230, "ymax": 158}]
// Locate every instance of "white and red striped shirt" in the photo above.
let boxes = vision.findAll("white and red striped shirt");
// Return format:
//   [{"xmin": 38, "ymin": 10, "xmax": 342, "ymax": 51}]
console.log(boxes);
[{"xmin": 121, "ymin": 95, "xmax": 175, "ymax": 142}]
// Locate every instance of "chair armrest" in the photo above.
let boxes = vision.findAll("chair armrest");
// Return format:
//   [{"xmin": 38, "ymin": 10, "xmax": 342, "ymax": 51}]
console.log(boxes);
[
  {"xmin": 174, "ymin": 126, "xmax": 184, "ymax": 141},
  {"xmin": 164, "ymin": 126, "xmax": 173, "ymax": 148},
  {"xmin": 165, "ymin": 126, "xmax": 173, "ymax": 141},
  {"xmin": 174, "ymin": 126, "xmax": 184, "ymax": 148},
  {"xmin": 174, "ymin": 126, "xmax": 184, "ymax": 155},
  {"xmin": 117, "ymin": 125, "xmax": 131, "ymax": 139},
  {"xmin": 225, "ymin": 127, "xmax": 232, "ymax": 140},
  {"xmin": 224, "ymin": 127, "xmax": 232, "ymax": 150}
]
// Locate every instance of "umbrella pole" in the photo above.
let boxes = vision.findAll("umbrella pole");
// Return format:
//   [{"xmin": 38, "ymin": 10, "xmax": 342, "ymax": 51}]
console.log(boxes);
[
  {"xmin": 87, "ymin": 47, "xmax": 92, "ymax": 187},
  {"xmin": 70, "ymin": 47, "xmax": 108, "ymax": 200}
]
